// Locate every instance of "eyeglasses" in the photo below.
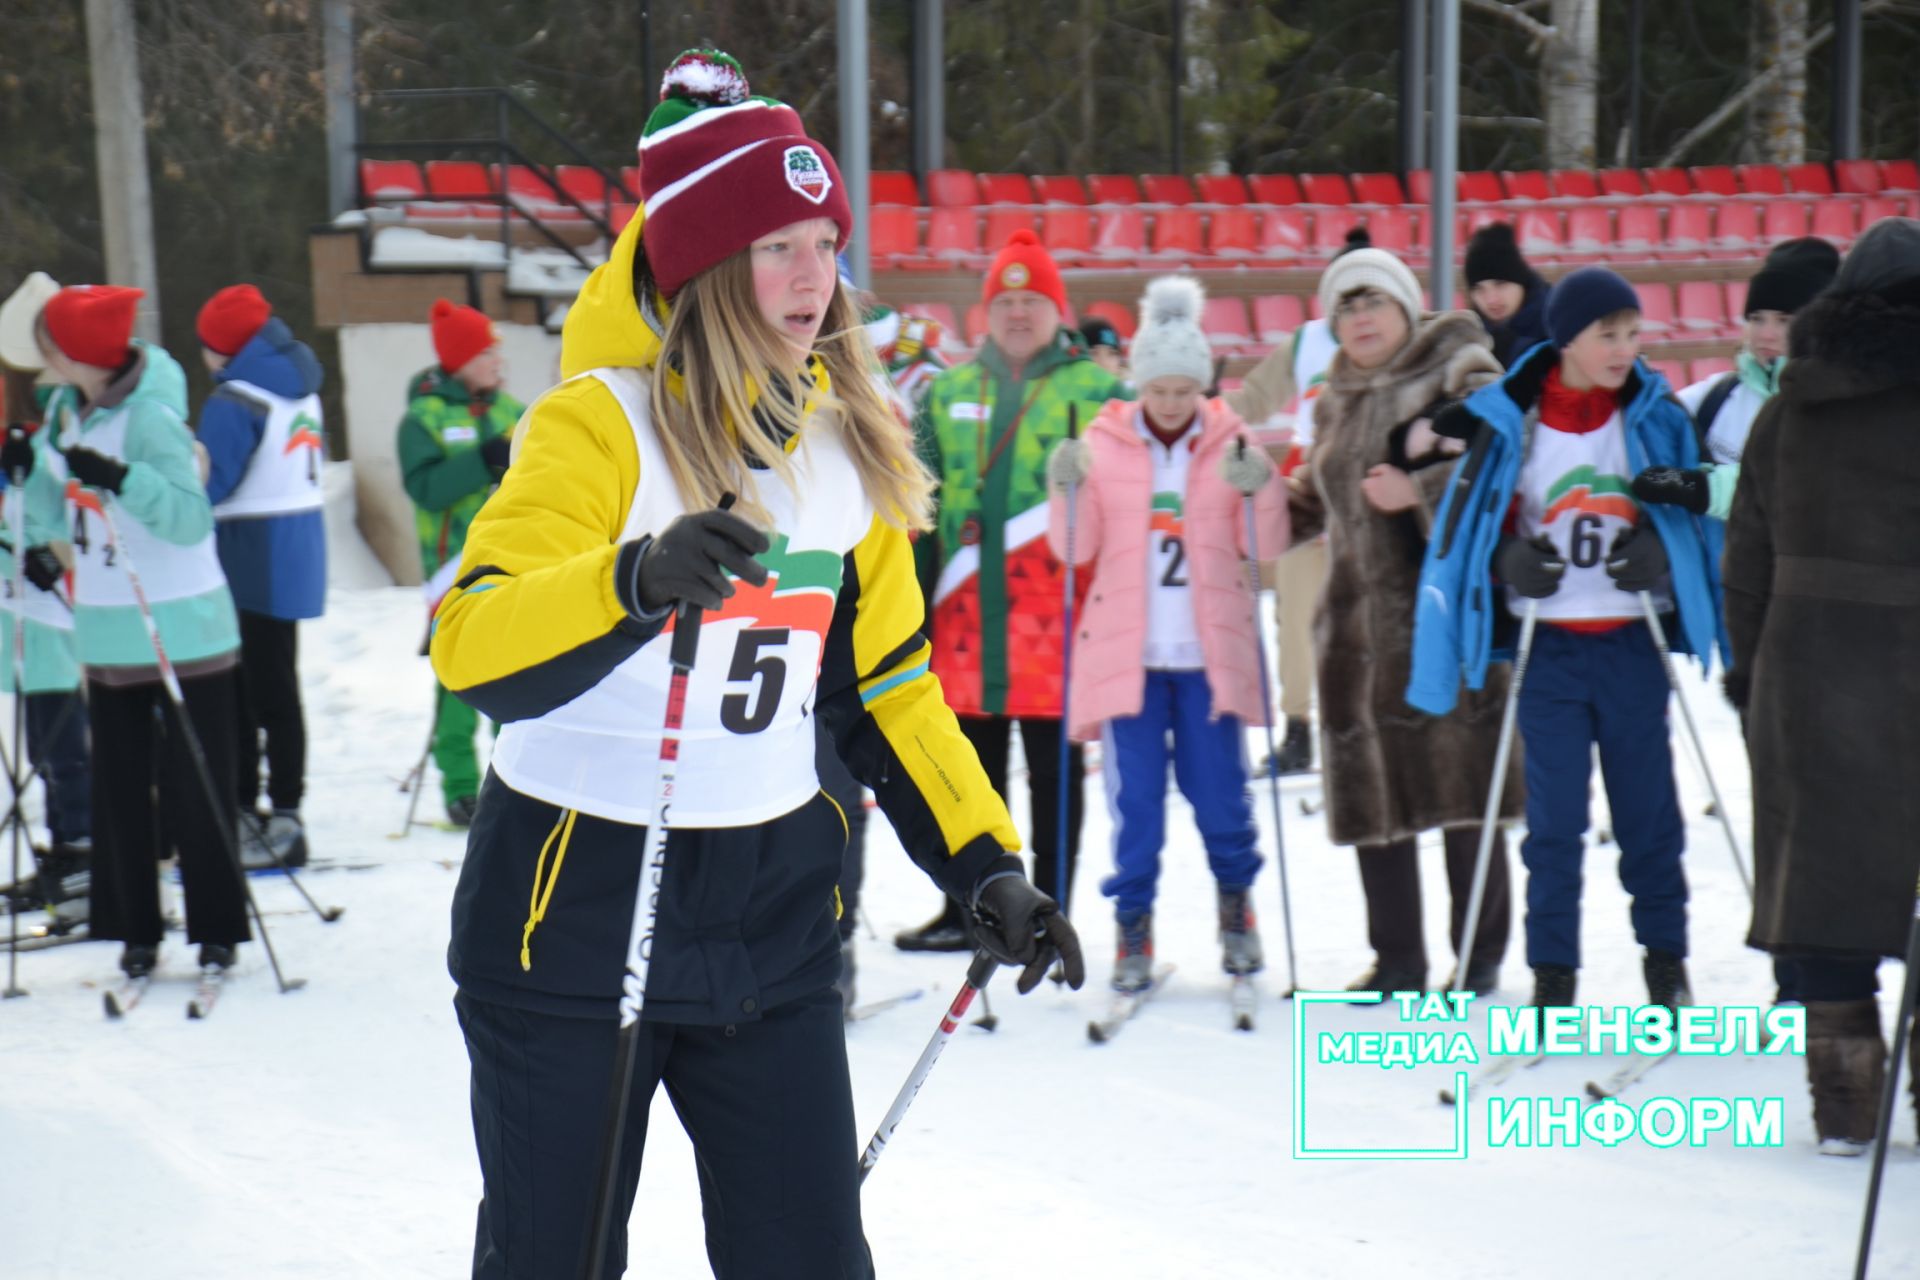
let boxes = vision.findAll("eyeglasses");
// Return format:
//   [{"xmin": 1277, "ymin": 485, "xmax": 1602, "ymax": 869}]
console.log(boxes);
[{"xmin": 1333, "ymin": 292, "xmax": 1395, "ymax": 320}]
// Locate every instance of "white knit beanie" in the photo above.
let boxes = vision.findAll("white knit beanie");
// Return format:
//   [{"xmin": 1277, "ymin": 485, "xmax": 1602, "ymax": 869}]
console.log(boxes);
[
  {"xmin": 1127, "ymin": 276, "xmax": 1213, "ymax": 387},
  {"xmin": 0, "ymin": 272, "xmax": 59, "ymax": 373},
  {"xmin": 1316, "ymin": 248, "xmax": 1424, "ymax": 331}
]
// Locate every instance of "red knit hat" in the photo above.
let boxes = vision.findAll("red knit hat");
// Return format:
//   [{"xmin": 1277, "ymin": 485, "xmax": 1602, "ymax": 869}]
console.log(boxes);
[
  {"xmin": 197, "ymin": 284, "xmax": 273, "ymax": 356},
  {"xmin": 430, "ymin": 299, "xmax": 497, "ymax": 374},
  {"xmin": 637, "ymin": 50, "xmax": 853, "ymax": 298},
  {"xmin": 41, "ymin": 285, "xmax": 143, "ymax": 369},
  {"xmin": 981, "ymin": 230, "xmax": 1067, "ymax": 315}
]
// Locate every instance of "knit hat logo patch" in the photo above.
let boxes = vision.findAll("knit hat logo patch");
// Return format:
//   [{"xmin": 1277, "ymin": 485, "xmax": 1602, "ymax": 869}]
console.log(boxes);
[
  {"xmin": 1001, "ymin": 263, "xmax": 1030, "ymax": 290},
  {"xmin": 784, "ymin": 146, "xmax": 832, "ymax": 205}
]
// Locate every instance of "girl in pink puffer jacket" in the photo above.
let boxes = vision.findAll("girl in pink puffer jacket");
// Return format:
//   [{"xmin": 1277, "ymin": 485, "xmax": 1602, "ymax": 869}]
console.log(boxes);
[{"xmin": 1047, "ymin": 276, "xmax": 1290, "ymax": 994}]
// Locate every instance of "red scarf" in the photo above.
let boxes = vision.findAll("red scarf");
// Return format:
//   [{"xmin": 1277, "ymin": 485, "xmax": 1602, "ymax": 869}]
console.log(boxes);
[{"xmin": 1538, "ymin": 366, "xmax": 1619, "ymax": 434}]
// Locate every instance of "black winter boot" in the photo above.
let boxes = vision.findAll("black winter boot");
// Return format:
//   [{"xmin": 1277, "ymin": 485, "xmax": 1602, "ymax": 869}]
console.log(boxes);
[
  {"xmin": 1529, "ymin": 964, "xmax": 1577, "ymax": 1036},
  {"xmin": 1805, "ymin": 998, "xmax": 1885, "ymax": 1156},
  {"xmin": 120, "ymin": 943, "xmax": 159, "ymax": 978},
  {"xmin": 198, "ymin": 943, "xmax": 237, "ymax": 972},
  {"xmin": 1643, "ymin": 948, "xmax": 1693, "ymax": 1016},
  {"xmin": 893, "ymin": 902, "xmax": 970, "ymax": 953},
  {"xmin": 1262, "ymin": 717, "xmax": 1313, "ymax": 777}
]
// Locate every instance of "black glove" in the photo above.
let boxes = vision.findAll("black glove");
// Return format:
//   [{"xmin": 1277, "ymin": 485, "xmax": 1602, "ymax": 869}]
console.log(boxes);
[
  {"xmin": 1722, "ymin": 669, "xmax": 1751, "ymax": 713},
  {"xmin": 968, "ymin": 873, "xmax": 1085, "ymax": 994},
  {"xmin": 1605, "ymin": 524, "xmax": 1669, "ymax": 593},
  {"xmin": 1631, "ymin": 466, "xmax": 1710, "ymax": 516},
  {"xmin": 479, "ymin": 434, "xmax": 512, "ymax": 475},
  {"xmin": 21, "ymin": 545, "xmax": 62, "ymax": 594},
  {"xmin": 613, "ymin": 507, "xmax": 770, "ymax": 616},
  {"xmin": 1430, "ymin": 400, "xmax": 1488, "ymax": 442},
  {"xmin": 1493, "ymin": 534, "xmax": 1566, "ymax": 599},
  {"xmin": 64, "ymin": 446, "xmax": 128, "ymax": 494},
  {"xmin": 0, "ymin": 426, "xmax": 35, "ymax": 480}
]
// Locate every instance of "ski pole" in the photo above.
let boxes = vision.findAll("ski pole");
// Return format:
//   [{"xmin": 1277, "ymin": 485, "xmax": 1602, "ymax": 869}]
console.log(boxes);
[
  {"xmin": 1637, "ymin": 591, "xmax": 1752, "ymax": 900},
  {"xmin": 235, "ymin": 808, "xmax": 343, "ymax": 923},
  {"xmin": 1236, "ymin": 441, "xmax": 1297, "ymax": 997},
  {"xmin": 4, "ymin": 458, "xmax": 30, "ymax": 999},
  {"xmin": 1854, "ymin": 875, "xmax": 1920, "ymax": 1280},
  {"xmin": 394, "ymin": 682, "xmax": 442, "ymax": 839},
  {"xmin": 859, "ymin": 949, "xmax": 997, "ymax": 1183},
  {"xmin": 581, "ymin": 496, "xmax": 730, "ymax": 1280},
  {"xmin": 1055, "ymin": 403, "xmax": 1079, "ymax": 918},
  {"xmin": 75, "ymin": 481, "xmax": 304, "ymax": 995},
  {"xmin": 1450, "ymin": 599, "xmax": 1538, "ymax": 1000}
]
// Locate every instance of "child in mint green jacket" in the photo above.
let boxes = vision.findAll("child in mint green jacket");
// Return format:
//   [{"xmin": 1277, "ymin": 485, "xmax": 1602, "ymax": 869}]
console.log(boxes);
[{"xmin": 15, "ymin": 285, "xmax": 248, "ymax": 979}]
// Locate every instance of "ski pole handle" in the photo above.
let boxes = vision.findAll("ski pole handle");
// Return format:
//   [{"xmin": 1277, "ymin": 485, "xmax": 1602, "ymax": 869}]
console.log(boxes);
[{"xmin": 666, "ymin": 492, "xmax": 737, "ymax": 671}]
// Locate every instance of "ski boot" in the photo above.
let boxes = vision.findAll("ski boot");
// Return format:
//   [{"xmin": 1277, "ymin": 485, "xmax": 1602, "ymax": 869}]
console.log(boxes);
[
  {"xmin": 1260, "ymin": 717, "xmax": 1313, "ymax": 778},
  {"xmin": 1642, "ymin": 948, "xmax": 1692, "ymax": 1017},
  {"xmin": 1218, "ymin": 888, "xmax": 1264, "ymax": 976},
  {"xmin": 446, "ymin": 795, "xmax": 479, "ymax": 828},
  {"xmin": 1528, "ymin": 963, "xmax": 1577, "ymax": 1036},
  {"xmin": 893, "ymin": 902, "xmax": 970, "ymax": 953},
  {"xmin": 198, "ymin": 943, "xmax": 237, "ymax": 972},
  {"xmin": 1347, "ymin": 961, "xmax": 1427, "ymax": 999},
  {"xmin": 120, "ymin": 943, "xmax": 160, "ymax": 978},
  {"xmin": 1113, "ymin": 913, "xmax": 1154, "ymax": 993}
]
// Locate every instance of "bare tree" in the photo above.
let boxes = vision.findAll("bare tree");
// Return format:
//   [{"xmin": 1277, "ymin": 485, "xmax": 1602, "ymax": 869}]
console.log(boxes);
[
  {"xmin": 1467, "ymin": 0, "xmax": 1598, "ymax": 168},
  {"xmin": 1759, "ymin": 0, "xmax": 1809, "ymax": 163}
]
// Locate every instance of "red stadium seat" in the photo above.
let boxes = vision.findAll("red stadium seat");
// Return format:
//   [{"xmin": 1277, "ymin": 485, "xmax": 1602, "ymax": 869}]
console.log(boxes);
[
  {"xmin": 1353, "ymin": 172, "xmax": 1407, "ymax": 205},
  {"xmin": 1036, "ymin": 174, "xmax": 1090, "ymax": 205},
  {"xmin": 919, "ymin": 209, "xmax": 979, "ymax": 264},
  {"xmin": 1084, "ymin": 299, "xmax": 1137, "ymax": 342},
  {"xmin": 425, "ymin": 161, "xmax": 495, "ymax": 199},
  {"xmin": 871, "ymin": 170, "xmax": 921, "ymax": 205},
  {"xmin": 1260, "ymin": 208, "xmax": 1310, "ymax": 261},
  {"xmin": 1093, "ymin": 207, "xmax": 1148, "ymax": 259},
  {"xmin": 1515, "ymin": 207, "xmax": 1564, "ymax": 260},
  {"xmin": 609, "ymin": 203, "xmax": 639, "ymax": 233},
  {"xmin": 1643, "ymin": 168, "xmax": 1692, "ymax": 198},
  {"xmin": 868, "ymin": 206, "xmax": 919, "ymax": 262},
  {"xmin": 1615, "ymin": 204, "xmax": 1663, "ymax": 254},
  {"xmin": 1460, "ymin": 171, "xmax": 1505, "ymax": 204},
  {"xmin": 1502, "ymin": 170, "xmax": 1551, "ymax": 202},
  {"xmin": 1142, "ymin": 174, "xmax": 1196, "ymax": 205},
  {"xmin": 1664, "ymin": 203, "xmax": 1713, "ymax": 258},
  {"xmin": 981, "ymin": 207, "xmax": 1039, "ymax": 252},
  {"xmin": 555, "ymin": 165, "xmax": 609, "ymax": 207},
  {"xmin": 1459, "ymin": 206, "xmax": 1504, "ymax": 238},
  {"xmin": 620, "ymin": 167, "xmax": 643, "ymax": 199},
  {"xmin": 359, "ymin": 159, "xmax": 425, "ymax": 201},
  {"xmin": 1676, "ymin": 281, "xmax": 1727, "ymax": 334},
  {"xmin": 1150, "ymin": 207, "xmax": 1206, "ymax": 259},
  {"xmin": 1247, "ymin": 173, "xmax": 1303, "ymax": 205},
  {"xmin": 1714, "ymin": 201, "xmax": 1762, "ymax": 253},
  {"xmin": 1253, "ymin": 294, "xmax": 1305, "ymax": 343},
  {"xmin": 1406, "ymin": 170, "xmax": 1432, "ymax": 204},
  {"xmin": 494, "ymin": 165, "xmax": 564, "ymax": 208},
  {"xmin": 926, "ymin": 169, "xmax": 982, "ymax": 208},
  {"xmin": 1301, "ymin": 173, "xmax": 1354, "ymax": 205},
  {"xmin": 1565, "ymin": 206, "xmax": 1612, "ymax": 258},
  {"xmin": 1089, "ymin": 174, "xmax": 1143, "ymax": 205},
  {"xmin": 965, "ymin": 303, "xmax": 989, "ymax": 345},
  {"xmin": 1648, "ymin": 359, "xmax": 1688, "ymax": 388},
  {"xmin": 1041, "ymin": 208, "xmax": 1094, "ymax": 260},
  {"xmin": 1723, "ymin": 281, "xmax": 1748, "ymax": 321},
  {"xmin": 1882, "ymin": 159, "xmax": 1920, "ymax": 191},
  {"xmin": 1367, "ymin": 207, "xmax": 1417, "ymax": 257},
  {"xmin": 1203, "ymin": 296, "xmax": 1253, "ymax": 347},
  {"xmin": 1810, "ymin": 198, "xmax": 1858, "ymax": 245},
  {"xmin": 1206, "ymin": 206, "xmax": 1260, "ymax": 257},
  {"xmin": 978, "ymin": 173, "xmax": 1035, "ymax": 205},
  {"xmin": 1599, "ymin": 169, "xmax": 1646, "ymax": 198},
  {"xmin": 1859, "ymin": 195, "xmax": 1906, "ymax": 229},
  {"xmin": 1736, "ymin": 164, "xmax": 1786, "ymax": 196},
  {"xmin": 1786, "ymin": 162, "xmax": 1834, "ymax": 195},
  {"xmin": 1763, "ymin": 200, "xmax": 1811, "ymax": 241},
  {"xmin": 1688, "ymin": 166, "xmax": 1740, "ymax": 198},
  {"xmin": 1834, "ymin": 159, "xmax": 1882, "ymax": 195},
  {"xmin": 1195, "ymin": 173, "xmax": 1250, "ymax": 205},
  {"xmin": 1310, "ymin": 206, "xmax": 1361, "ymax": 256},
  {"xmin": 1549, "ymin": 169, "xmax": 1600, "ymax": 200},
  {"xmin": 1636, "ymin": 282, "xmax": 1675, "ymax": 335}
]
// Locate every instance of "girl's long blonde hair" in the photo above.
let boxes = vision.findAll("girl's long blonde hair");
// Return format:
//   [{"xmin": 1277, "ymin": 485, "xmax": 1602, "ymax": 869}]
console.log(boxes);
[{"xmin": 646, "ymin": 248, "xmax": 935, "ymax": 532}]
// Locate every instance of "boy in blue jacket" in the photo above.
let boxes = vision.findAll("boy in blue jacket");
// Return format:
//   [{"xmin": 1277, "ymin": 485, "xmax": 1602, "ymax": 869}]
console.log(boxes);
[
  {"xmin": 195, "ymin": 286, "xmax": 327, "ymax": 868},
  {"xmin": 1406, "ymin": 267, "xmax": 1729, "ymax": 1018}
]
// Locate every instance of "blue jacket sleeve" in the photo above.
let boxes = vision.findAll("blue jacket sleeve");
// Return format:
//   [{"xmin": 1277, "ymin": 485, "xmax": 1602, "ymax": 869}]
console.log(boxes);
[{"xmin": 198, "ymin": 388, "xmax": 266, "ymax": 507}]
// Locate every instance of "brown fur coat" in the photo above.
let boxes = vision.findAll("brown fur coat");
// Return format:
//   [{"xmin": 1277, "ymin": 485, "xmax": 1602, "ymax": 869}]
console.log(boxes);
[{"xmin": 1295, "ymin": 312, "xmax": 1521, "ymax": 847}]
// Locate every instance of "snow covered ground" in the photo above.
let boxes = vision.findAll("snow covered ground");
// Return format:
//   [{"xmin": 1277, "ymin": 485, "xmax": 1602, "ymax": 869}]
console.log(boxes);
[{"xmin": 3, "ymin": 579, "xmax": 1916, "ymax": 1279}]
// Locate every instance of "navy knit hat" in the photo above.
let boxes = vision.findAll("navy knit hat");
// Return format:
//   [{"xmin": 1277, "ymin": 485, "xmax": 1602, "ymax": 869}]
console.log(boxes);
[{"xmin": 1545, "ymin": 266, "xmax": 1642, "ymax": 347}]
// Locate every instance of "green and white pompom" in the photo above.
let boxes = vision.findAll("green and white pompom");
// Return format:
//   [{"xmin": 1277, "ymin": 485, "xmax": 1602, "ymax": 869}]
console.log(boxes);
[{"xmin": 659, "ymin": 49, "xmax": 750, "ymax": 105}]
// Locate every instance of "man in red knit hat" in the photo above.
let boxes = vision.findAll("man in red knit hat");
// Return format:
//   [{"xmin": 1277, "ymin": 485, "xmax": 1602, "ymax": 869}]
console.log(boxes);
[
  {"xmin": 895, "ymin": 230, "xmax": 1133, "ymax": 952},
  {"xmin": 195, "ymin": 284, "xmax": 329, "ymax": 867},
  {"xmin": 396, "ymin": 299, "xmax": 522, "ymax": 827}
]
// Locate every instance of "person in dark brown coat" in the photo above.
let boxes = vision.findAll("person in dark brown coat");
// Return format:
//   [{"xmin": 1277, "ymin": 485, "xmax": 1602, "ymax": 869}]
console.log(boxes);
[
  {"xmin": 1288, "ymin": 246, "xmax": 1518, "ymax": 996},
  {"xmin": 1724, "ymin": 215, "xmax": 1920, "ymax": 1156}
]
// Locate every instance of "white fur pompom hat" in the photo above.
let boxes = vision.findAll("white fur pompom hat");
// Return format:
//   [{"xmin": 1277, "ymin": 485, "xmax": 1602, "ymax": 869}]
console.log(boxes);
[{"xmin": 1127, "ymin": 275, "xmax": 1213, "ymax": 388}]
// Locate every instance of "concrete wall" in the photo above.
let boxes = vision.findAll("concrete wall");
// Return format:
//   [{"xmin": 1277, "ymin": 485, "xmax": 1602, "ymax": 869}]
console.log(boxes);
[{"xmin": 339, "ymin": 322, "xmax": 562, "ymax": 584}]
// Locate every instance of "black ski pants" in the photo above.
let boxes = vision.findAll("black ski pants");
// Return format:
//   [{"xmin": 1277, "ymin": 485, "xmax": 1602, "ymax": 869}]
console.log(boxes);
[
  {"xmin": 234, "ymin": 610, "xmax": 307, "ymax": 813},
  {"xmin": 959, "ymin": 714, "xmax": 1084, "ymax": 913},
  {"xmin": 818, "ymin": 720, "xmax": 868, "ymax": 942},
  {"xmin": 87, "ymin": 670, "xmax": 249, "ymax": 947},
  {"xmin": 456, "ymin": 986, "xmax": 873, "ymax": 1279}
]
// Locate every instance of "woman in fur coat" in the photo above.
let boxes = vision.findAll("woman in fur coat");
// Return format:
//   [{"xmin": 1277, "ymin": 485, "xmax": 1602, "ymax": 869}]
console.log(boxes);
[
  {"xmin": 1289, "ymin": 248, "xmax": 1518, "ymax": 995},
  {"xmin": 1725, "ymin": 216, "xmax": 1920, "ymax": 1155}
]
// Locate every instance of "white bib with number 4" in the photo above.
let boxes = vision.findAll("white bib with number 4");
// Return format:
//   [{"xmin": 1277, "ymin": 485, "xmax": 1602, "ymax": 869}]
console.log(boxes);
[{"xmin": 488, "ymin": 368, "xmax": 876, "ymax": 828}]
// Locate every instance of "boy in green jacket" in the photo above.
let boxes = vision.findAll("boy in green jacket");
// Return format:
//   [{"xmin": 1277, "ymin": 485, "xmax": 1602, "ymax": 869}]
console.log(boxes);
[{"xmin": 398, "ymin": 299, "xmax": 520, "ymax": 826}]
